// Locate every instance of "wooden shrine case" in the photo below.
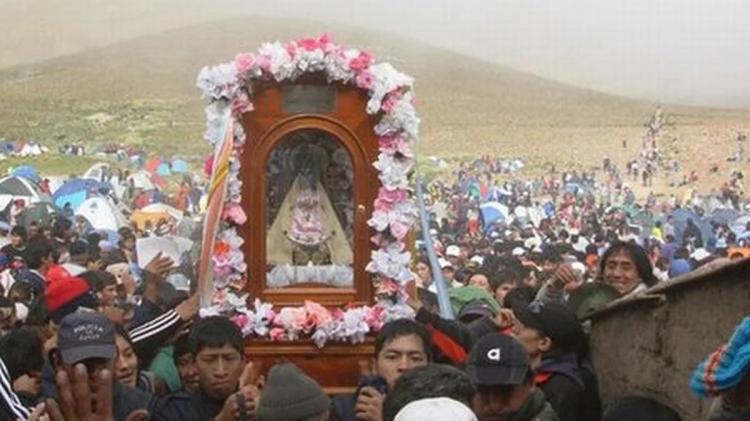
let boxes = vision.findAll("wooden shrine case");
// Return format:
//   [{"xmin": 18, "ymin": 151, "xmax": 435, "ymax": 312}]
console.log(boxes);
[{"xmin": 237, "ymin": 75, "xmax": 380, "ymax": 392}]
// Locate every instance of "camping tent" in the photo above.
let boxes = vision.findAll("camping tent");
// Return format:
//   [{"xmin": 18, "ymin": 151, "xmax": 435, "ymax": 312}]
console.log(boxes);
[
  {"xmin": 156, "ymin": 163, "xmax": 171, "ymax": 176},
  {"xmin": 82, "ymin": 163, "xmax": 111, "ymax": 182},
  {"xmin": 52, "ymin": 179, "xmax": 112, "ymax": 211},
  {"xmin": 0, "ymin": 176, "xmax": 50, "ymax": 210},
  {"xmin": 145, "ymin": 158, "xmax": 161, "ymax": 174},
  {"xmin": 670, "ymin": 208, "xmax": 715, "ymax": 249},
  {"xmin": 480, "ymin": 201, "xmax": 509, "ymax": 227},
  {"xmin": 171, "ymin": 159, "xmax": 189, "ymax": 174},
  {"xmin": 16, "ymin": 202, "xmax": 61, "ymax": 227},
  {"xmin": 127, "ymin": 171, "xmax": 156, "ymax": 191},
  {"xmin": 75, "ymin": 197, "xmax": 127, "ymax": 232},
  {"xmin": 11, "ymin": 165, "xmax": 41, "ymax": 183}
]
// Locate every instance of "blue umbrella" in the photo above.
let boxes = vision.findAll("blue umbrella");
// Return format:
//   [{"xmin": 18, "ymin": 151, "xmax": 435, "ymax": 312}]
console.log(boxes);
[{"xmin": 12, "ymin": 165, "xmax": 40, "ymax": 183}]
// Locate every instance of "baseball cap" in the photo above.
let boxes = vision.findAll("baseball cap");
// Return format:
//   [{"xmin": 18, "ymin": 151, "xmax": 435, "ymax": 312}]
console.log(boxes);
[
  {"xmin": 438, "ymin": 258, "xmax": 454, "ymax": 270},
  {"xmin": 467, "ymin": 333, "xmax": 530, "ymax": 386},
  {"xmin": 512, "ymin": 300, "xmax": 584, "ymax": 353},
  {"xmin": 512, "ymin": 247, "xmax": 526, "ymax": 257},
  {"xmin": 57, "ymin": 312, "xmax": 116, "ymax": 365},
  {"xmin": 446, "ymin": 245, "xmax": 461, "ymax": 257},
  {"xmin": 458, "ymin": 300, "xmax": 496, "ymax": 322}
]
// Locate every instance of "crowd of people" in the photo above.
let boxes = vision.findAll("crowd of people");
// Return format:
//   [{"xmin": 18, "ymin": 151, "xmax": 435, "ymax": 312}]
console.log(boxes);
[
  {"xmin": 0, "ymin": 210, "xmax": 745, "ymax": 420},
  {"xmin": 0, "ymin": 123, "xmax": 746, "ymax": 419}
]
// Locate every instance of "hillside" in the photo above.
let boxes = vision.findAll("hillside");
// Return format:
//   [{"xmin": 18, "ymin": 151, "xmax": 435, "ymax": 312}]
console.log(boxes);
[{"xmin": 0, "ymin": 14, "xmax": 748, "ymax": 189}]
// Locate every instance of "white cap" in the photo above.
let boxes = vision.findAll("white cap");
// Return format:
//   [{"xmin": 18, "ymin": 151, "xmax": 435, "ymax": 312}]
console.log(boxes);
[
  {"xmin": 691, "ymin": 248, "xmax": 711, "ymax": 262},
  {"xmin": 438, "ymin": 258, "xmax": 454, "ymax": 269},
  {"xmin": 446, "ymin": 245, "xmax": 461, "ymax": 257},
  {"xmin": 470, "ymin": 255, "xmax": 484, "ymax": 265},
  {"xmin": 512, "ymin": 247, "xmax": 526, "ymax": 257},
  {"xmin": 524, "ymin": 237, "xmax": 541, "ymax": 249},
  {"xmin": 395, "ymin": 398, "xmax": 477, "ymax": 421}
]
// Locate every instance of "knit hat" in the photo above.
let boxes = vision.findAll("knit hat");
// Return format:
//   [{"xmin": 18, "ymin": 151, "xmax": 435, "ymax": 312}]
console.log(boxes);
[
  {"xmin": 256, "ymin": 363, "xmax": 330, "ymax": 421},
  {"xmin": 394, "ymin": 397, "xmax": 477, "ymax": 421},
  {"xmin": 690, "ymin": 316, "xmax": 750, "ymax": 397},
  {"xmin": 45, "ymin": 277, "xmax": 97, "ymax": 323}
]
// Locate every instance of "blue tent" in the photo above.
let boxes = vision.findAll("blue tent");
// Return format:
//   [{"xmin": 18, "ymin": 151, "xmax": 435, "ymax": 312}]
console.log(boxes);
[
  {"xmin": 157, "ymin": 163, "xmax": 172, "ymax": 176},
  {"xmin": 708, "ymin": 208, "xmax": 740, "ymax": 226},
  {"xmin": 171, "ymin": 159, "xmax": 189, "ymax": 174},
  {"xmin": 480, "ymin": 201, "xmax": 509, "ymax": 227},
  {"xmin": 670, "ymin": 208, "xmax": 715, "ymax": 250},
  {"xmin": 52, "ymin": 179, "xmax": 112, "ymax": 211},
  {"xmin": 12, "ymin": 165, "xmax": 40, "ymax": 183}
]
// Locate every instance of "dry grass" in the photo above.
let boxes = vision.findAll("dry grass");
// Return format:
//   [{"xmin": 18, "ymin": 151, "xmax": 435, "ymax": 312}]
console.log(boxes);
[{"xmin": 0, "ymin": 15, "xmax": 747, "ymax": 197}]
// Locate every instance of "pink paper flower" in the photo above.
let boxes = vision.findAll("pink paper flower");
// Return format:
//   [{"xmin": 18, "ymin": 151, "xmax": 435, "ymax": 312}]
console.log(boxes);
[
  {"xmin": 222, "ymin": 202, "xmax": 247, "ymax": 225},
  {"xmin": 365, "ymin": 306, "xmax": 385, "ymax": 331},
  {"xmin": 355, "ymin": 71, "xmax": 375, "ymax": 90},
  {"xmin": 234, "ymin": 53, "xmax": 255, "ymax": 75},
  {"xmin": 231, "ymin": 94, "xmax": 253, "ymax": 116},
  {"xmin": 232, "ymin": 313, "xmax": 254, "ymax": 332},
  {"xmin": 390, "ymin": 221, "xmax": 409, "ymax": 241},
  {"xmin": 304, "ymin": 301, "xmax": 333, "ymax": 330},
  {"xmin": 348, "ymin": 51, "xmax": 374, "ymax": 71},
  {"xmin": 381, "ymin": 90, "xmax": 403, "ymax": 113},
  {"xmin": 297, "ymin": 33, "xmax": 333, "ymax": 52},
  {"xmin": 284, "ymin": 42, "xmax": 298, "ymax": 60},
  {"xmin": 269, "ymin": 327, "xmax": 286, "ymax": 341},
  {"xmin": 374, "ymin": 187, "xmax": 409, "ymax": 211},
  {"xmin": 258, "ymin": 54, "xmax": 272, "ymax": 74}
]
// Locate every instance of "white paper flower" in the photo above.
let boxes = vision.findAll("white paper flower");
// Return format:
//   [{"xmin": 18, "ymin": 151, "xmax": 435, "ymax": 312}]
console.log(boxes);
[{"xmin": 373, "ymin": 153, "xmax": 413, "ymax": 190}]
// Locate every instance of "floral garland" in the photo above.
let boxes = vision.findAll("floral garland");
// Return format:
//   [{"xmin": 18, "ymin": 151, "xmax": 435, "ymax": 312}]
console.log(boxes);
[{"xmin": 196, "ymin": 34, "xmax": 419, "ymax": 347}]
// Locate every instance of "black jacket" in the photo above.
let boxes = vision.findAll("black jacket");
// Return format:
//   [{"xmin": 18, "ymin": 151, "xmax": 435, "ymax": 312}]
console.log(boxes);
[
  {"xmin": 150, "ymin": 390, "xmax": 225, "ymax": 421},
  {"xmin": 536, "ymin": 354, "xmax": 586, "ymax": 421}
]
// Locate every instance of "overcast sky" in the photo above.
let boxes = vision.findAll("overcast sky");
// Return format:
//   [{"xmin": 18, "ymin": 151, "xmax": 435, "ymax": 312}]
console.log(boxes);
[
  {"xmin": 242, "ymin": 0, "xmax": 750, "ymax": 109},
  {"xmin": 2, "ymin": 0, "xmax": 748, "ymax": 108}
]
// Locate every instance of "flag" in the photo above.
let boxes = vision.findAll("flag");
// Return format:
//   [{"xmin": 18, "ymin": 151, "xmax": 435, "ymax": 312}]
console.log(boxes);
[{"xmin": 198, "ymin": 111, "xmax": 234, "ymax": 308}]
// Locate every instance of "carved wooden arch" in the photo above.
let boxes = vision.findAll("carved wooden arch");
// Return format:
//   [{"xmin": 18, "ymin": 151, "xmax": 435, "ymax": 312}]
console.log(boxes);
[{"xmin": 239, "ymin": 113, "xmax": 376, "ymax": 307}]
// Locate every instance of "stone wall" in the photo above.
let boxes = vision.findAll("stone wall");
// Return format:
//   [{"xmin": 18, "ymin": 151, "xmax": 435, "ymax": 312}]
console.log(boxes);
[{"xmin": 588, "ymin": 258, "xmax": 750, "ymax": 421}]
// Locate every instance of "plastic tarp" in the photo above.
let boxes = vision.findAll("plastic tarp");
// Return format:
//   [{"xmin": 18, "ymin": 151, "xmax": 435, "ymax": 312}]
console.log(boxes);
[{"xmin": 75, "ymin": 197, "xmax": 127, "ymax": 232}]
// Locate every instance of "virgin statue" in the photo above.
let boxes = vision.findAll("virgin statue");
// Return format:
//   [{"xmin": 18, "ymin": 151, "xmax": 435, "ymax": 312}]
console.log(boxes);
[{"xmin": 266, "ymin": 140, "xmax": 354, "ymax": 288}]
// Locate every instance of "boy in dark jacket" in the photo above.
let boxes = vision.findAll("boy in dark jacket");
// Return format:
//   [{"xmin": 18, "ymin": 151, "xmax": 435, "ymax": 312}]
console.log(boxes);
[{"xmin": 511, "ymin": 300, "xmax": 601, "ymax": 421}]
